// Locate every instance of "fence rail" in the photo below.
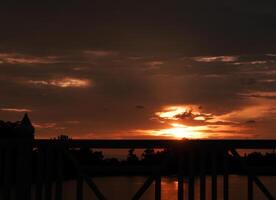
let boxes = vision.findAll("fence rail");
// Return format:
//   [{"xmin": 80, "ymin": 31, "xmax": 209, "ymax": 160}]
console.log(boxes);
[
  {"xmin": 0, "ymin": 139, "xmax": 275, "ymax": 200},
  {"xmin": 34, "ymin": 139, "xmax": 276, "ymax": 148}
]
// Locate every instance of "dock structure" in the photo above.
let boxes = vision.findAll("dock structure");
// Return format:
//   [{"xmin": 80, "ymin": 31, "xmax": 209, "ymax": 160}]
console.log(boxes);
[{"xmin": 0, "ymin": 139, "xmax": 275, "ymax": 200}]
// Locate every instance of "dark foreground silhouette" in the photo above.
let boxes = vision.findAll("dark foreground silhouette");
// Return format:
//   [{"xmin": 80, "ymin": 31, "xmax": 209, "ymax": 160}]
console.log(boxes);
[
  {"xmin": 31, "ymin": 144, "xmax": 276, "ymax": 180},
  {"xmin": 1, "ymin": 116, "xmax": 276, "ymax": 182},
  {"xmin": 1, "ymin": 115, "xmax": 276, "ymax": 200}
]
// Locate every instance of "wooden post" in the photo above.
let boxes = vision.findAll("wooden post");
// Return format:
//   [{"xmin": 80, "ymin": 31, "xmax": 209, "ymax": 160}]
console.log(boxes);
[
  {"xmin": 248, "ymin": 176, "xmax": 253, "ymax": 200},
  {"xmin": 35, "ymin": 146, "xmax": 44, "ymax": 200},
  {"xmin": 223, "ymin": 150, "xmax": 229, "ymax": 200},
  {"xmin": 55, "ymin": 146, "xmax": 63, "ymax": 200},
  {"xmin": 0, "ymin": 148, "xmax": 3, "ymax": 198},
  {"xmin": 24, "ymin": 141, "xmax": 32, "ymax": 200},
  {"xmin": 178, "ymin": 147, "xmax": 184, "ymax": 200},
  {"xmin": 188, "ymin": 150, "xmax": 195, "ymax": 200},
  {"xmin": 211, "ymin": 149, "xmax": 217, "ymax": 200},
  {"xmin": 155, "ymin": 175, "xmax": 161, "ymax": 200},
  {"xmin": 76, "ymin": 176, "xmax": 84, "ymax": 200},
  {"xmin": 45, "ymin": 145, "xmax": 53, "ymax": 200},
  {"xmin": 3, "ymin": 147, "xmax": 11, "ymax": 200},
  {"xmin": 200, "ymin": 149, "xmax": 206, "ymax": 200},
  {"xmin": 16, "ymin": 141, "xmax": 32, "ymax": 200}
]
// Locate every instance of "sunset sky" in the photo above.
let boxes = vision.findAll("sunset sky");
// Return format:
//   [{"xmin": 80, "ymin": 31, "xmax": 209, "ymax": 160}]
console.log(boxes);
[{"xmin": 1, "ymin": 1, "xmax": 276, "ymax": 139}]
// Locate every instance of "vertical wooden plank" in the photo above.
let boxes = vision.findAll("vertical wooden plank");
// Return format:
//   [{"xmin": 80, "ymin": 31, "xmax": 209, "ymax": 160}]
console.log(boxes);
[
  {"xmin": 188, "ymin": 150, "xmax": 195, "ymax": 200},
  {"xmin": 178, "ymin": 147, "xmax": 184, "ymax": 200},
  {"xmin": 16, "ymin": 141, "xmax": 32, "ymax": 200},
  {"xmin": 55, "ymin": 146, "xmax": 63, "ymax": 200},
  {"xmin": 25, "ymin": 141, "xmax": 32, "ymax": 200},
  {"xmin": 200, "ymin": 149, "xmax": 206, "ymax": 200},
  {"xmin": 223, "ymin": 150, "xmax": 229, "ymax": 200},
  {"xmin": 248, "ymin": 176, "xmax": 253, "ymax": 200},
  {"xmin": 15, "ymin": 144, "xmax": 24, "ymax": 200},
  {"xmin": 35, "ymin": 146, "xmax": 44, "ymax": 200},
  {"xmin": 76, "ymin": 176, "xmax": 83, "ymax": 200},
  {"xmin": 155, "ymin": 176, "xmax": 161, "ymax": 200},
  {"xmin": 45, "ymin": 144, "xmax": 53, "ymax": 200},
  {"xmin": 211, "ymin": 149, "xmax": 217, "ymax": 200},
  {"xmin": 3, "ymin": 147, "xmax": 11, "ymax": 200},
  {"xmin": 0, "ymin": 148, "xmax": 3, "ymax": 198}
]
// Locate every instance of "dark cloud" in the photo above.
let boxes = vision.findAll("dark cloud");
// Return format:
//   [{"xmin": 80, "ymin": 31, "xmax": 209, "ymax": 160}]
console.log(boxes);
[
  {"xmin": 246, "ymin": 120, "xmax": 256, "ymax": 124},
  {"xmin": 135, "ymin": 105, "xmax": 144, "ymax": 109},
  {"xmin": 1, "ymin": 1, "xmax": 276, "ymax": 55}
]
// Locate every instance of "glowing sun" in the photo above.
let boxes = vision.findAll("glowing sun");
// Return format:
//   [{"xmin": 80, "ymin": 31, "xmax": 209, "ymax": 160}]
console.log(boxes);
[{"xmin": 157, "ymin": 123, "xmax": 205, "ymax": 139}]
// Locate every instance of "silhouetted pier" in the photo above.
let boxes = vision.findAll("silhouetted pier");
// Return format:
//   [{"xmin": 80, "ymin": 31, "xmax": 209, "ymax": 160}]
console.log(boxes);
[{"xmin": 0, "ymin": 139, "xmax": 276, "ymax": 200}]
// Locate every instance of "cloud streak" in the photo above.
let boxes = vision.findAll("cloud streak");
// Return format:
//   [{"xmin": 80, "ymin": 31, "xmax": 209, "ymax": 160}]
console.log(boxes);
[
  {"xmin": 0, "ymin": 108, "xmax": 32, "ymax": 112},
  {"xmin": 83, "ymin": 50, "xmax": 117, "ymax": 58},
  {"xmin": 192, "ymin": 56, "xmax": 238, "ymax": 63},
  {"xmin": 27, "ymin": 77, "xmax": 92, "ymax": 88},
  {"xmin": 0, "ymin": 53, "xmax": 59, "ymax": 64}
]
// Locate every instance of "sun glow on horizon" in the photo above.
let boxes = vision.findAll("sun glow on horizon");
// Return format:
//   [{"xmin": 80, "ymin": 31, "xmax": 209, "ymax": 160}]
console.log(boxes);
[
  {"xmin": 153, "ymin": 105, "xmax": 208, "ymax": 138},
  {"xmin": 158, "ymin": 123, "xmax": 206, "ymax": 139},
  {"xmin": 138, "ymin": 123, "xmax": 207, "ymax": 139},
  {"xmin": 133, "ymin": 104, "xmax": 258, "ymax": 139}
]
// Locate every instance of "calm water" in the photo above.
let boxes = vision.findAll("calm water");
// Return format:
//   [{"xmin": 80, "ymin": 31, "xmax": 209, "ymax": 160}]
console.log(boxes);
[{"xmin": 56, "ymin": 175, "xmax": 276, "ymax": 200}]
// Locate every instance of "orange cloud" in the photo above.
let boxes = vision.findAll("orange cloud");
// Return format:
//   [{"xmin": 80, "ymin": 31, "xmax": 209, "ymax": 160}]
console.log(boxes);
[
  {"xmin": 83, "ymin": 50, "xmax": 117, "ymax": 57},
  {"xmin": 145, "ymin": 104, "xmax": 260, "ymax": 139},
  {"xmin": 33, "ymin": 122, "xmax": 56, "ymax": 129},
  {"xmin": 155, "ymin": 105, "xmax": 211, "ymax": 122},
  {"xmin": 0, "ymin": 53, "xmax": 58, "ymax": 64},
  {"xmin": 192, "ymin": 56, "xmax": 238, "ymax": 62},
  {"xmin": 145, "ymin": 61, "xmax": 164, "ymax": 69},
  {"xmin": 0, "ymin": 108, "xmax": 32, "ymax": 112},
  {"xmin": 28, "ymin": 77, "xmax": 92, "ymax": 88}
]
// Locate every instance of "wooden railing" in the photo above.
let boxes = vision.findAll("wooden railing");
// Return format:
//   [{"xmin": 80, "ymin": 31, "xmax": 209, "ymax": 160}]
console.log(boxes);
[{"xmin": 0, "ymin": 139, "xmax": 275, "ymax": 200}]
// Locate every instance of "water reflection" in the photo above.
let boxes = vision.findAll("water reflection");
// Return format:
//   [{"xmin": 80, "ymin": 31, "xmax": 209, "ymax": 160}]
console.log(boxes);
[{"xmin": 56, "ymin": 175, "xmax": 276, "ymax": 200}]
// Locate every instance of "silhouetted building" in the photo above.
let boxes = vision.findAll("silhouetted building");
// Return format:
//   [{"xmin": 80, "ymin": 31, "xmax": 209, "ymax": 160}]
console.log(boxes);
[{"xmin": 0, "ymin": 113, "xmax": 34, "ymax": 140}]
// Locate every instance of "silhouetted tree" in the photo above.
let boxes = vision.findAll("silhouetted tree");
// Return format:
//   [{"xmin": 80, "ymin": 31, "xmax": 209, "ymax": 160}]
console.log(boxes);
[
  {"xmin": 127, "ymin": 148, "xmax": 139, "ymax": 164},
  {"xmin": 57, "ymin": 134, "xmax": 72, "ymax": 140},
  {"xmin": 105, "ymin": 158, "xmax": 120, "ymax": 165},
  {"xmin": 142, "ymin": 148, "xmax": 155, "ymax": 164},
  {"xmin": 76, "ymin": 147, "xmax": 104, "ymax": 165}
]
